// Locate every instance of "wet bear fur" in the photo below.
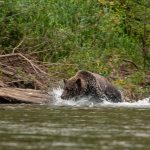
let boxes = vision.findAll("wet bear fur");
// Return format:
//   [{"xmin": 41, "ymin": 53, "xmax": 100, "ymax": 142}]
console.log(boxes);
[{"xmin": 61, "ymin": 70, "xmax": 123, "ymax": 103}]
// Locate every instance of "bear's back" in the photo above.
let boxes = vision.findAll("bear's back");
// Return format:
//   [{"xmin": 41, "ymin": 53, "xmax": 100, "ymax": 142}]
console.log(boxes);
[{"xmin": 78, "ymin": 70, "xmax": 123, "ymax": 102}]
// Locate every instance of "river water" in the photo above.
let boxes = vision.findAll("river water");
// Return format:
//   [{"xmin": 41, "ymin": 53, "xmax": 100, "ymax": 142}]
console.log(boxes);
[{"xmin": 0, "ymin": 88, "xmax": 150, "ymax": 150}]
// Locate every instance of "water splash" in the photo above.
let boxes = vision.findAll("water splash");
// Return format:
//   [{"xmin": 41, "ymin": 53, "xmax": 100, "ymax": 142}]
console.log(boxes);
[{"xmin": 52, "ymin": 88, "xmax": 150, "ymax": 108}]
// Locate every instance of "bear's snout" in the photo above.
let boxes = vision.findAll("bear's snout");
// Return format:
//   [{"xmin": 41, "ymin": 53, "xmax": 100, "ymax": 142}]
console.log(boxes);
[
  {"xmin": 61, "ymin": 95, "xmax": 65, "ymax": 99},
  {"xmin": 61, "ymin": 92, "xmax": 68, "ymax": 99},
  {"xmin": 61, "ymin": 91, "xmax": 72, "ymax": 100}
]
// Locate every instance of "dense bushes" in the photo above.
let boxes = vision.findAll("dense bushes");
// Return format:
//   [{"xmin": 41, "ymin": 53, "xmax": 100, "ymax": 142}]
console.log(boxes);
[{"xmin": 0, "ymin": 0, "xmax": 144, "ymax": 61}]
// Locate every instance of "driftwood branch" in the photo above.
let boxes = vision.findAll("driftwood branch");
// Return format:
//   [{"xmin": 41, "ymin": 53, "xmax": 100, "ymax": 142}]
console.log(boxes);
[
  {"xmin": 0, "ymin": 53, "xmax": 53, "ymax": 90},
  {"xmin": 0, "ymin": 53, "xmax": 48, "ymax": 75},
  {"xmin": 0, "ymin": 87, "xmax": 52, "ymax": 104},
  {"xmin": 19, "ymin": 53, "xmax": 48, "ymax": 75}
]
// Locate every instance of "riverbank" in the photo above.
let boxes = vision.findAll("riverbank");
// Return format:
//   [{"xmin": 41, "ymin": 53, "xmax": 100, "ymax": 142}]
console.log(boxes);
[
  {"xmin": 0, "ymin": 53, "xmax": 57, "ymax": 103},
  {"xmin": 0, "ymin": 53, "xmax": 149, "ymax": 103}
]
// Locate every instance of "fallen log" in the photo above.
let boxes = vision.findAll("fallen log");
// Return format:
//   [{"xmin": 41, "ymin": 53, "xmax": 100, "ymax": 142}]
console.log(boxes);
[{"xmin": 0, "ymin": 87, "xmax": 52, "ymax": 104}]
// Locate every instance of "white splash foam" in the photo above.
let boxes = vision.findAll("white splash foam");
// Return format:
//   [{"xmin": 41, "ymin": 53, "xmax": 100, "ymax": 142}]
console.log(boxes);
[{"xmin": 52, "ymin": 88, "xmax": 150, "ymax": 108}]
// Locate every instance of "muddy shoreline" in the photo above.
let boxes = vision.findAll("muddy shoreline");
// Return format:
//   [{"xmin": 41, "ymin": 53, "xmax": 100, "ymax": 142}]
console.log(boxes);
[{"xmin": 0, "ymin": 53, "xmax": 58, "ymax": 103}]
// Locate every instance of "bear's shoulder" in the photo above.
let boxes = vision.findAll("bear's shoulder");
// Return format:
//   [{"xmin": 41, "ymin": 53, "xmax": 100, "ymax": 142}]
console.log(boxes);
[
  {"xmin": 76, "ymin": 70, "xmax": 96, "ymax": 79},
  {"xmin": 77, "ymin": 70, "xmax": 95, "ymax": 76},
  {"xmin": 77, "ymin": 70, "xmax": 104, "ymax": 80}
]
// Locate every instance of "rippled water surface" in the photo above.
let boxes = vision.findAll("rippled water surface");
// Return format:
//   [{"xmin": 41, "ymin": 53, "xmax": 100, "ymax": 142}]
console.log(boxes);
[{"xmin": 0, "ymin": 89, "xmax": 150, "ymax": 150}]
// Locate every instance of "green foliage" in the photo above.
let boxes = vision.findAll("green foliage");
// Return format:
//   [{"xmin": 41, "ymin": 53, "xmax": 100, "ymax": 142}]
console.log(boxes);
[
  {"xmin": 125, "ymin": 0, "xmax": 150, "ymax": 66},
  {"xmin": 0, "ymin": 0, "xmax": 135, "ymax": 61},
  {"xmin": 63, "ymin": 49, "xmax": 112, "ymax": 76}
]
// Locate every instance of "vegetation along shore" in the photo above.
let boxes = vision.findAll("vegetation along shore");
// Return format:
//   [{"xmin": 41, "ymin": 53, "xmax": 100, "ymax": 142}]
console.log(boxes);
[{"xmin": 0, "ymin": 0, "xmax": 150, "ymax": 102}]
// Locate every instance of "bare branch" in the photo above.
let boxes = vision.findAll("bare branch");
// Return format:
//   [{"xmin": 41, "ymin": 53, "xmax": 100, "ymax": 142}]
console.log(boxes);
[
  {"xmin": 12, "ymin": 37, "xmax": 25, "ymax": 53},
  {"xmin": 122, "ymin": 59, "xmax": 138, "ymax": 69}
]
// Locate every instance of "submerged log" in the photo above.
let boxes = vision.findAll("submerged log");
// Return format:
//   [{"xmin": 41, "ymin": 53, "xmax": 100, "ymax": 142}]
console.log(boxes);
[{"xmin": 0, "ymin": 87, "xmax": 52, "ymax": 104}]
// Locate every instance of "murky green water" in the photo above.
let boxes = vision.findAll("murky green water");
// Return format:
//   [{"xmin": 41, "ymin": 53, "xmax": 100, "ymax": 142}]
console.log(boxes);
[{"xmin": 0, "ymin": 105, "xmax": 150, "ymax": 150}]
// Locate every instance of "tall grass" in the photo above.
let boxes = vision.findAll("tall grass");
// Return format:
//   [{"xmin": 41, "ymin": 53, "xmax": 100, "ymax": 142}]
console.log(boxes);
[{"xmin": 0, "ymin": 0, "xmax": 141, "ymax": 63}]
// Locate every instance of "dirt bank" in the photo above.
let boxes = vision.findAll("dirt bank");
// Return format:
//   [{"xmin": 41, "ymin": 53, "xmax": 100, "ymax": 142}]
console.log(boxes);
[{"xmin": 0, "ymin": 53, "xmax": 58, "ymax": 103}]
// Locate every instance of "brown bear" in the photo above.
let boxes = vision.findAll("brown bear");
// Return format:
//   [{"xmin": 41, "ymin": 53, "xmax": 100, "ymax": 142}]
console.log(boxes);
[{"xmin": 61, "ymin": 70, "xmax": 123, "ymax": 103}]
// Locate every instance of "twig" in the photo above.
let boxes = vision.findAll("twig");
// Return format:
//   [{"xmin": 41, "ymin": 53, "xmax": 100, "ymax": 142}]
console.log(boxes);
[
  {"xmin": 0, "ymin": 62, "xmax": 16, "ymax": 72},
  {"xmin": 0, "ymin": 53, "xmax": 18, "ymax": 58},
  {"xmin": 0, "ymin": 69, "xmax": 15, "ymax": 76},
  {"xmin": 122, "ymin": 59, "xmax": 138, "ymax": 69},
  {"xmin": 33, "ymin": 61, "xmax": 77, "ymax": 66},
  {"xmin": 12, "ymin": 37, "xmax": 25, "ymax": 53},
  {"xmin": 6, "ymin": 80, "xmax": 27, "ymax": 84},
  {"xmin": 0, "ymin": 81, "xmax": 7, "ymax": 87},
  {"xmin": 18, "ymin": 53, "xmax": 48, "ymax": 75}
]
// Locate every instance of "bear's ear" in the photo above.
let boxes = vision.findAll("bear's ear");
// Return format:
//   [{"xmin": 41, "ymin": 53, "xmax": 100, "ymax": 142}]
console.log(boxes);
[
  {"xmin": 76, "ymin": 78, "xmax": 81, "ymax": 88},
  {"xmin": 63, "ymin": 79, "xmax": 67, "ymax": 85}
]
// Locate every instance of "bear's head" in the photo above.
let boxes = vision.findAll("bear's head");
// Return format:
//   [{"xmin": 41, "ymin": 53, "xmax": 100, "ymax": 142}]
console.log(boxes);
[{"xmin": 61, "ymin": 78, "xmax": 83, "ymax": 100}]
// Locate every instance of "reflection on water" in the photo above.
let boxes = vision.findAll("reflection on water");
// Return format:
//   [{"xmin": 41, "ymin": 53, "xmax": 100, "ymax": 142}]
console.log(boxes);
[
  {"xmin": 0, "ymin": 88, "xmax": 149, "ymax": 150},
  {"xmin": 0, "ymin": 105, "xmax": 150, "ymax": 150}
]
